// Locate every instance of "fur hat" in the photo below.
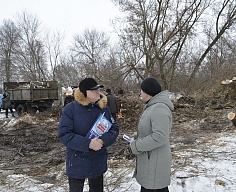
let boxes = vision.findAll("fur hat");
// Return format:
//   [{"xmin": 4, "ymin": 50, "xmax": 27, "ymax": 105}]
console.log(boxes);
[
  {"xmin": 79, "ymin": 78, "xmax": 104, "ymax": 97},
  {"xmin": 141, "ymin": 77, "xmax": 162, "ymax": 96}
]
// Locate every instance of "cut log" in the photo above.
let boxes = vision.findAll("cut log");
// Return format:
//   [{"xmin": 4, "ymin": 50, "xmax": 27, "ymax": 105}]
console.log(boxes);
[{"xmin": 228, "ymin": 112, "xmax": 236, "ymax": 126}]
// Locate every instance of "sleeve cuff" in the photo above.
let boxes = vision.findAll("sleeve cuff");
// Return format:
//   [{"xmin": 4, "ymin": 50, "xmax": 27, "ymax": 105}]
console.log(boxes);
[{"xmin": 130, "ymin": 140, "xmax": 141, "ymax": 154}]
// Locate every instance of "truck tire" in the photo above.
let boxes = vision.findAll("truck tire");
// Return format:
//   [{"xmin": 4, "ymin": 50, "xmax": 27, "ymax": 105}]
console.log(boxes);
[
  {"xmin": 27, "ymin": 106, "xmax": 37, "ymax": 114},
  {"xmin": 16, "ymin": 104, "xmax": 26, "ymax": 116}
]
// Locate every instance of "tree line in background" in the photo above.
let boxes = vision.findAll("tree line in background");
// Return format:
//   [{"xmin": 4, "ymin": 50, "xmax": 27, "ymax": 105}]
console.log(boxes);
[{"xmin": 0, "ymin": 0, "xmax": 235, "ymax": 96}]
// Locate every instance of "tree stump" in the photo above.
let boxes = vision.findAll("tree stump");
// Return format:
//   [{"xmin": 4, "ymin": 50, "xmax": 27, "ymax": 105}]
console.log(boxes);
[{"xmin": 228, "ymin": 112, "xmax": 236, "ymax": 126}]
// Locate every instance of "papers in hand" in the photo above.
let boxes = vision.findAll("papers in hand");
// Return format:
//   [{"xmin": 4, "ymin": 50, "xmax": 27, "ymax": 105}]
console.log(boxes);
[
  {"xmin": 86, "ymin": 112, "xmax": 112, "ymax": 139},
  {"xmin": 123, "ymin": 134, "xmax": 134, "ymax": 143}
]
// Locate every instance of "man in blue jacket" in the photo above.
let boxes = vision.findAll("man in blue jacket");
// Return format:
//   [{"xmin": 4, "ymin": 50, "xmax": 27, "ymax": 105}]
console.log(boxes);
[{"xmin": 58, "ymin": 77, "xmax": 119, "ymax": 192}]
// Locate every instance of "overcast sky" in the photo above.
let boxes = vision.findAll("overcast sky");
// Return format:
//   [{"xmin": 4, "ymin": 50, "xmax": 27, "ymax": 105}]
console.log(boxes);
[{"xmin": 0, "ymin": 0, "xmax": 121, "ymax": 46}]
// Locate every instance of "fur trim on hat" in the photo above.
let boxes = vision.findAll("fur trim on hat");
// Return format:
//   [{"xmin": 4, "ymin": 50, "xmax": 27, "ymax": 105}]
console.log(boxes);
[{"xmin": 74, "ymin": 87, "xmax": 107, "ymax": 109}]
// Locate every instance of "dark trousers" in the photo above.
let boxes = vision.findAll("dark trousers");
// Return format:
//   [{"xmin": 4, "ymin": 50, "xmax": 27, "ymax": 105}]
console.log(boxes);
[
  {"xmin": 5, "ymin": 107, "xmax": 14, "ymax": 118},
  {"xmin": 68, "ymin": 174, "xmax": 103, "ymax": 192},
  {"xmin": 141, "ymin": 186, "xmax": 169, "ymax": 192}
]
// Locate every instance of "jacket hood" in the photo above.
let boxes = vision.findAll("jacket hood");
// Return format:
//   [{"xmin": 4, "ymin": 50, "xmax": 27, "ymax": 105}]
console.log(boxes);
[
  {"xmin": 74, "ymin": 87, "xmax": 107, "ymax": 109},
  {"xmin": 146, "ymin": 90, "xmax": 174, "ymax": 111}
]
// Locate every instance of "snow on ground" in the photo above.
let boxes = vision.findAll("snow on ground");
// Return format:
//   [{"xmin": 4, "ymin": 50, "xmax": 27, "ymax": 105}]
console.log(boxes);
[
  {"xmin": 169, "ymin": 130, "xmax": 236, "ymax": 192},
  {"xmin": 0, "ymin": 111, "xmax": 236, "ymax": 192}
]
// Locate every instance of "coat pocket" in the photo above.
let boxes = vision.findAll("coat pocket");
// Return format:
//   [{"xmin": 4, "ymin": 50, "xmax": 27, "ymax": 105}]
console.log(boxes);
[
  {"xmin": 147, "ymin": 151, "xmax": 152, "ymax": 159},
  {"xmin": 68, "ymin": 150, "xmax": 76, "ymax": 167}
]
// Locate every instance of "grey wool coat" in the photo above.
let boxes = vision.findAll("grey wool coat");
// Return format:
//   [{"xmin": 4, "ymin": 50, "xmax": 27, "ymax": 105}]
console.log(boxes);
[{"xmin": 130, "ymin": 91, "xmax": 174, "ymax": 189}]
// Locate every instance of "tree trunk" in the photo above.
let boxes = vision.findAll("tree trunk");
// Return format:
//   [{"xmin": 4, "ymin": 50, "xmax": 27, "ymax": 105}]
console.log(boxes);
[{"xmin": 228, "ymin": 112, "xmax": 236, "ymax": 126}]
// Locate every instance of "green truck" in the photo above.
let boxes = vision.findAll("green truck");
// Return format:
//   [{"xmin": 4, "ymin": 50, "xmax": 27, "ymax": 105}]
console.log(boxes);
[{"xmin": 4, "ymin": 81, "xmax": 59, "ymax": 116}]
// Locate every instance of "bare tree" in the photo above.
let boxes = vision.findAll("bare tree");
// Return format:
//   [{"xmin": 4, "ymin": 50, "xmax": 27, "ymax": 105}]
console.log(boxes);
[
  {"xmin": 44, "ymin": 30, "xmax": 65, "ymax": 80},
  {"xmin": 14, "ymin": 11, "xmax": 48, "ymax": 81},
  {"xmin": 54, "ymin": 55, "xmax": 84, "ymax": 87},
  {"xmin": 71, "ymin": 29, "xmax": 110, "ymax": 81},
  {"xmin": 100, "ymin": 45, "xmax": 127, "ymax": 88},
  {"xmin": 0, "ymin": 19, "xmax": 20, "ymax": 82},
  {"xmin": 113, "ymin": 0, "xmax": 236, "ymax": 92},
  {"xmin": 188, "ymin": 0, "xmax": 236, "ymax": 85},
  {"xmin": 113, "ymin": 0, "xmax": 210, "ymax": 89}
]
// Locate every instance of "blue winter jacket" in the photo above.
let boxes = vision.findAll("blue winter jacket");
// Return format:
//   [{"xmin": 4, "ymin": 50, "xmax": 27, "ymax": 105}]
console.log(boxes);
[{"xmin": 58, "ymin": 88, "xmax": 119, "ymax": 179}]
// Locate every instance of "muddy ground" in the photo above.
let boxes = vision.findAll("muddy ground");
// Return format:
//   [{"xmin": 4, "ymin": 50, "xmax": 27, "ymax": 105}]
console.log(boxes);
[{"xmin": 0, "ymin": 94, "xmax": 235, "ymax": 186}]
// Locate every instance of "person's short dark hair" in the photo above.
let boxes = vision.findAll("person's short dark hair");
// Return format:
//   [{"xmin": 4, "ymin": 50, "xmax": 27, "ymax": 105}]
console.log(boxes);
[{"xmin": 106, "ymin": 88, "xmax": 111, "ymax": 94}]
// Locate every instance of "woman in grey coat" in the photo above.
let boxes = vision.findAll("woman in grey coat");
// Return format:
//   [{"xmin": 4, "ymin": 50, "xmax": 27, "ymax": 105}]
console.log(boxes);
[{"xmin": 130, "ymin": 77, "xmax": 174, "ymax": 192}]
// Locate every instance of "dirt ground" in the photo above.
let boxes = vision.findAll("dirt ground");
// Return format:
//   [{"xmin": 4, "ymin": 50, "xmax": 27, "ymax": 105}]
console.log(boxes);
[{"xmin": 0, "ymin": 94, "xmax": 235, "ymax": 186}]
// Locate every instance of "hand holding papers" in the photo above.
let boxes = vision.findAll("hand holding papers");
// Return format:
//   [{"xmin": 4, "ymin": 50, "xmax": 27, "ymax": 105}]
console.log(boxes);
[
  {"xmin": 89, "ymin": 137, "xmax": 103, "ymax": 151},
  {"xmin": 86, "ymin": 112, "xmax": 112, "ymax": 139}
]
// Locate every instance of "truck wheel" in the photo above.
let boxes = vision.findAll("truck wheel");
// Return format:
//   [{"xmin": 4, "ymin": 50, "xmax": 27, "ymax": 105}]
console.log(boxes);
[
  {"xmin": 16, "ymin": 104, "xmax": 26, "ymax": 116},
  {"xmin": 27, "ymin": 106, "xmax": 37, "ymax": 114}
]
